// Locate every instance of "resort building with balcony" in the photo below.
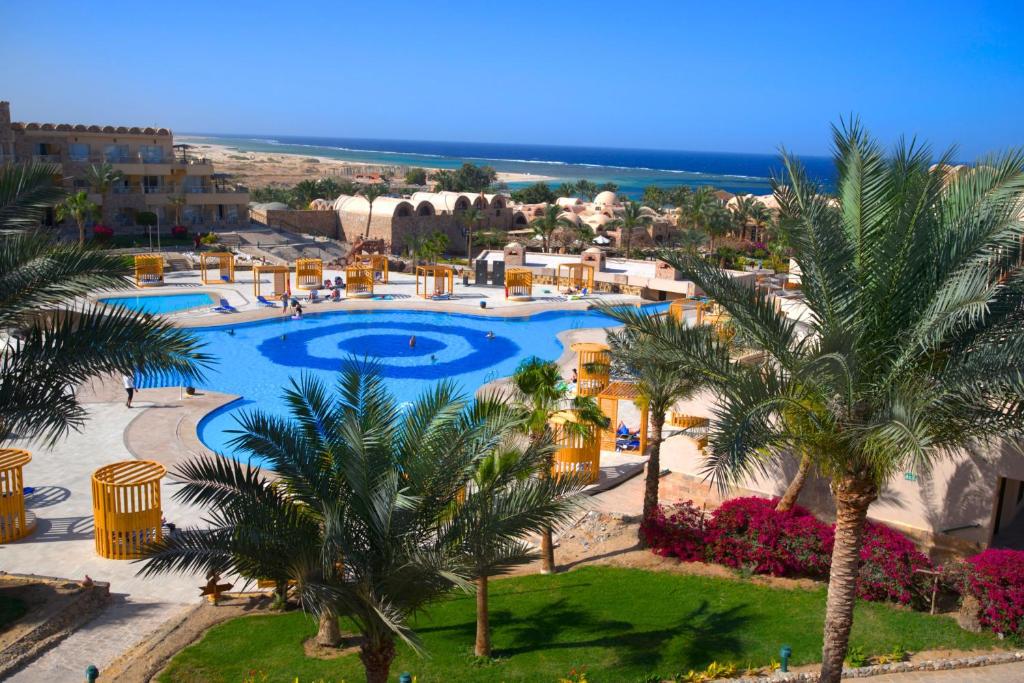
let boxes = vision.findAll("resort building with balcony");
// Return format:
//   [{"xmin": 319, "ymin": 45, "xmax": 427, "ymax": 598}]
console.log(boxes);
[{"xmin": 0, "ymin": 101, "xmax": 249, "ymax": 229}]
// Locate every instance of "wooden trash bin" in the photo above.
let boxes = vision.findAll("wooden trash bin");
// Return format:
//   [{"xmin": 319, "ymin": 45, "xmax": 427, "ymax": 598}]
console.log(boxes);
[
  {"xmin": 0, "ymin": 449, "xmax": 34, "ymax": 543},
  {"xmin": 92, "ymin": 460, "xmax": 166, "ymax": 560}
]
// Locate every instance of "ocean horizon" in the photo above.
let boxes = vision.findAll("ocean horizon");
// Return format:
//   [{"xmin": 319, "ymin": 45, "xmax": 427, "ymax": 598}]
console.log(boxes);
[{"xmin": 179, "ymin": 133, "xmax": 837, "ymax": 197}]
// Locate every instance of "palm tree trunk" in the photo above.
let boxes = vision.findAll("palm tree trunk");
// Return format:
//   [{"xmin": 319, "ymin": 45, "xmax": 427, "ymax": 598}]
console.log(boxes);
[
  {"xmin": 77, "ymin": 218, "xmax": 85, "ymax": 246},
  {"xmin": 776, "ymin": 452, "xmax": 813, "ymax": 512},
  {"xmin": 474, "ymin": 574, "xmax": 490, "ymax": 657},
  {"xmin": 638, "ymin": 414, "xmax": 665, "ymax": 545},
  {"xmin": 316, "ymin": 611, "xmax": 341, "ymax": 647},
  {"xmin": 360, "ymin": 637, "xmax": 396, "ymax": 683},
  {"xmin": 818, "ymin": 478, "xmax": 877, "ymax": 683},
  {"xmin": 364, "ymin": 206, "xmax": 373, "ymax": 238}
]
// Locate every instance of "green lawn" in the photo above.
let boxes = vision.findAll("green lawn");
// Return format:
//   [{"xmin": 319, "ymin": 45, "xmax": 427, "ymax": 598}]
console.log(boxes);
[
  {"xmin": 0, "ymin": 594, "xmax": 28, "ymax": 631},
  {"xmin": 159, "ymin": 566, "xmax": 999, "ymax": 683}
]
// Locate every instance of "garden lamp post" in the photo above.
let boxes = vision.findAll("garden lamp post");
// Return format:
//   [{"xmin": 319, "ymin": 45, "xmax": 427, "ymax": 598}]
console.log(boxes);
[{"xmin": 780, "ymin": 645, "xmax": 792, "ymax": 673}]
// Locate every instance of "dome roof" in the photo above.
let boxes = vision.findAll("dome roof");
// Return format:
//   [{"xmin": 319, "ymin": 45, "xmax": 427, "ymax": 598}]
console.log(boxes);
[
  {"xmin": 558, "ymin": 211, "xmax": 580, "ymax": 224},
  {"xmin": 594, "ymin": 190, "xmax": 618, "ymax": 206}
]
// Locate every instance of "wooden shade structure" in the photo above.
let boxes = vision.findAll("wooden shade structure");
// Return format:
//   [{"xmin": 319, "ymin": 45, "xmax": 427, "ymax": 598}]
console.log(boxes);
[
  {"xmin": 504, "ymin": 268, "xmax": 533, "ymax": 300},
  {"xmin": 549, "ymin": 411, "xmax": 601, "ymax": 484},
  {"xmin": 294, "ymin": 258, "xmax": 323, "ymax": 290},
  {"xmin": 133, "ymin": 254, "xmax": 164, "ymax": 287},
  {"xmin": 199, "ymin": 252, "xmax": 235, "ymax": 284},
  {"xmin": 669, "ymin": 413, "xmax": 710, "ymax": 449},
  {"xmin": 669, "ymin": 298, "xmax": 712, "ymax": 325},
  {"xmin": 253, "ymin": 264, "xmax": 290, "ymax": 298},
  {"xmin": 92, "ymin": 460, "xmax": 166, "ymax": 560},
  {"xmin": 557, "ymin": 262, "xmax": 594, "ymax": 291},
  {"xmin": 358, "ymin": 254, "xmax": 389, "ymax": 284},
  {"xmin": 571, "ymin": 342, "xmax": 610, "ymax": 397},
  {"xmin": 0, "ymin": 449, "xmax": 33, "ymax": 543},
  {"xmin": 415, "ymin": 265, "xmax": 454, "ymax": 299},
  {"xmin": 598, "ymin": 382, "xmax": 649, "ymax": 454},
  {"xmin": 346, "ymin": 265, "xmax": 374, "ymax": 298}
]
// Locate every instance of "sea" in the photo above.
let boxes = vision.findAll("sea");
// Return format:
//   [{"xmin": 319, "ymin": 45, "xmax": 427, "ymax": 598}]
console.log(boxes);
[{"xmin": 178, "ymin": 133, "xmax": 837, "ymax": 198}]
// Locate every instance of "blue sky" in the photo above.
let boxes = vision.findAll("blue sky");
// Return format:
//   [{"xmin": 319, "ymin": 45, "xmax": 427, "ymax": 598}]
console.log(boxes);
[{"xmin": 2, "ymin": 0, "xmax": 1022, "ymax": 157}]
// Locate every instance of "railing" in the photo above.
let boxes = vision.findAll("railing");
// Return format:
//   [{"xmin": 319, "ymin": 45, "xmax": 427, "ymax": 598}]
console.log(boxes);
[
  {"xmin": 32, "ymin": 154, "xmax": 61, "ymax": 163},
  {"xmin": 143, "ymin": 186, "xmax": 169, "ymax": 194}
]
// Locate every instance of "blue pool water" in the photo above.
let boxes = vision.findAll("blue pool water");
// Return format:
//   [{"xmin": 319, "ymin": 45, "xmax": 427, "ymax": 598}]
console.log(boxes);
[
  {"xmin": 140, "ymin": 305, "xmax": 666, "ymax": 464},
  {"xmin": 101, "ymin": 292, "xmax": 215, "ymax": 314}
]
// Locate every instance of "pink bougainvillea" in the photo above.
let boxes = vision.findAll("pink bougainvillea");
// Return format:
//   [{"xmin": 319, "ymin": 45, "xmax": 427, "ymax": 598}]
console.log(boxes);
[
  {"xmin": 92, "ymin": 224, "xmax": 113, "ymax": 241},
  {"xmin": 640, "ymin": 500, "xmax": 707, "ymax": 562},
  {"xmin": 856, "ymin": 522, "xmax": 932, "ymax": 605},
  {"xmin": 963, "ymin": 548, "xmax": 1024, "ymax": 637}
]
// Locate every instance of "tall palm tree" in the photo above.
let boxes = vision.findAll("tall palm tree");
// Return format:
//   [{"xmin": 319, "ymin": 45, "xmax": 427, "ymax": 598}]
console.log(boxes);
[
  {"xmin": 168, "ymin": 192, "xmax": 186, "ymax": 227},
  {"xmin": 600, "ymin": 307, "xmax": 714, "ymax": 539},
  {"xmin": 0, "ymin": 164, "xmax": 209, "ymax": 445},
  {"xmin": 459, "ymin": 204, "xmax": 483, "ymax": 259},
  {"xmin": 444, "ymin": 438, "xmax": 586, "ymax": 657},
  {"xmin": 141, "ymin": 364, "xmax": 524, "ymax": 683},
  {"xmin": 293, "ymin": 179, "xmax": 322, "ymax": 208},
  {"xmin": 509, "ymin": 357, "xmax": 607, "ymax": 573},
  {"xmin": 608, "ymin": 200, "xmax": 652, "ymax": 257},
  {"xmin": 360, "ymin": 184, "xmax": 387, "ymax": 238},
  {"xmin": 648, "ymin": 121, "xmax": 1024, "ymax": 682},
  {"xmin": 84, "ymin": 162, "xmax": 124, "ymax": 224},
  {"xmin": 529, "ymin": 204, "xmax": 574, "ymax": 253},
  {"xmin": 56, "ymin": 190, "xmax": 98, "ymax": 245}
]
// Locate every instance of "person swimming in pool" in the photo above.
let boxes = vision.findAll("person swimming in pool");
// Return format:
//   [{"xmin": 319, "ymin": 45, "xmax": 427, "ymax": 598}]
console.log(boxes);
[
  {"xmin": 486, "ymin": 331, "xmax": 495, "ymax": 339},
  {"xmin": 409, "ymin": 335, "xmax": 416, "ymax": 348}
]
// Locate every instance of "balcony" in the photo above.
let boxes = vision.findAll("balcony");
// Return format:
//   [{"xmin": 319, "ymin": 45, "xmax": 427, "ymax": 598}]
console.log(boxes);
[
  {"xmin": 184, "ymin": 187, "xmax": 250, "ymax": 205},
  {"xmin": 32, "ymin": 154, "xmax": 62, "ymax": 163}
]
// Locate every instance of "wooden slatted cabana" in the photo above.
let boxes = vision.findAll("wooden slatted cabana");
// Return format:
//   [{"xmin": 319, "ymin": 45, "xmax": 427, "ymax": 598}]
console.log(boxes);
[
  {"xmin": 570, "ymin": 342, "xmax": 610, "ymax": 397},
  {"xmin": 557, "ymin": 262, "xmax": 594, "ymax": 291},
  {"xmin": 504, "ymin": 268, "xmax": 533, "ymax": 301},
  {"xmin": 0, "ymin": 449, "xmax": 34, "ymax": 543},
  {"xmin": 358, "ymin": 254, "xmax": 389, "ymax": 284},
  {"xmin": 669, "ymin": 298, "xmax": 711, "ymax": 325},
  {"xmin": 598, "ymin": 382, "xmax": 649, "ymax": 454},
  {"xmin": 549, "ymin": 411, "xmax": 601, "ymax": 484},
  {"xmin": 133, "ymin": 254, "xmax": 164, "ymax": 287},
  {"xmin": 346, "ymin": 265, "xmax": 374, "ymax": 298},
  {"xmin": 253, "ymin": 264, "xmax": 291, "ymax": 298},
  {"xmin": 294, "ymin": 258, "xmax": 323, "ymax": 290},
  {"xmin": 199, "ymin": 252, "xmax": 235, "ymax": 284},
  {"xmin": 91, "ymin": 460, "xmax": 166, "ymax": 560},
  {"xmin": 416, "ymin": 265, "xmax": 454, "ymax": 299}
]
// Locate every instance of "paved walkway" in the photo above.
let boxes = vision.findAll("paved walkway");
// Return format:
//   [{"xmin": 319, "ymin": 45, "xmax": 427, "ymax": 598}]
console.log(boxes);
[{"xmin": 868, "ymin": 661, "xmax": 1024, "ymax": 682}]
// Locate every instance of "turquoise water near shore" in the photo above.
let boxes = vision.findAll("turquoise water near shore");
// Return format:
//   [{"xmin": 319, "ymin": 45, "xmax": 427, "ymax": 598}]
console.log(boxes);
[{"xmin": 179, "ymin": 133, "xmax": 836, "ymax": 197}]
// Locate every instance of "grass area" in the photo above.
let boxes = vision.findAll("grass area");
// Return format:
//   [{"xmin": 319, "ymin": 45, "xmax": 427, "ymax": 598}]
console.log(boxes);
[
  {"xmin": 159, "ymin": 566, "xmax": 1000, "ymax": 683},
  {"xmin": 0, "ymin": 594, "xmax": 28, "ymax": 631}
]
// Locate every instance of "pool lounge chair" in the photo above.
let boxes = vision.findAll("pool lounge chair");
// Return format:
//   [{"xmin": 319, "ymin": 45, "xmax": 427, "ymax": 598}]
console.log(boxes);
[
  {"xmin": 616, "ymin": 432, "xmax": 641, "ymax": 451},
  {"xmin": 213, "ymin": 298, "xmax": 237, "ymax": 313},
  {"xmin": 256, "ymin": 295, "xmax": 276, "ymax": 308}
]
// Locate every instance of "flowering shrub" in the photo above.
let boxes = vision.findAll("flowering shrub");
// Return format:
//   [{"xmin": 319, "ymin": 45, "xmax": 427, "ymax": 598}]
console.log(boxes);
[
  {"xmin": 704, "ymin": 497, "xmax": 833, "ymax": 577},
  {"xmin": 170, "ymin": 225, "xmax": 188, "ymax": 239},
  {"xmin": 640, "ymin": 500, "xmax": 706, "ymax": 562},
  {"xmin": 92, "ymin": 224, "xmax": 114, "ymax": 241},
  {"xmin": 856, "ymin": 522, "xmax": 932, "ymax": 605},
  {"xmin": 962, "ymin": 549, "xmax": 1024, "ymax": 637}
]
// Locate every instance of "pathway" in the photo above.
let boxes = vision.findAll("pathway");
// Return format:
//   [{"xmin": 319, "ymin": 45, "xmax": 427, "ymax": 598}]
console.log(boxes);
[{"xmin": 868, "ymin": 661, "xmax": 1024, "ymax": 682}]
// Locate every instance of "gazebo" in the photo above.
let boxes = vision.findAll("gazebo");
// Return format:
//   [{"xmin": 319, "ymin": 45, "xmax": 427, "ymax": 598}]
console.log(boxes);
[
  {"xmin": 570, "ymin": 342, "xmax": 610, "ymax": 397},
  {"xmin": 669, "ymin": 298, "xmax": 712, "ymax": 325},
  {"xmin": 0, "ymin": 449, "xmax": 34, "ymax": 543},
  {"xmin": 358, "ymin": 254, "xmax": 389, "ymax": 284},
  {"xmin": 504, "ymin": 268, "xmax": 533, "ymax": 301},
  {"xmin": 253, "ymin": 264, "xmax": 291, "ymax": 298},
  {"xmin": 549, "ymin": 411, "xmax": 601, "ymax": 484},
  {"xmin": 597, "ymin": 382, "xmax": 649, "ymax": 454},
  {"xmin": 557, "ymin": 262, "xmax": 595, "ymax": 292},
  {"xmin": 346, "ymin": 265, "xmax": 374, "ymax": 298},
  {"xmin": 294, "ymin": 258, "xmax": 323, "ymax": 290},
  {"xmin": 199, "ymin": 252, "xmax": 235, "ymax": 284},
  {"xmin": 133, "ymin": 254, "xmax": 164, "ymax": 287},
  {"xmin": 416, "ymin": 265, "xmax": 455, "ymax": 299},
  {"xmin": 91, "ymin": 460, "xmax": 166, "ymax": 560}
]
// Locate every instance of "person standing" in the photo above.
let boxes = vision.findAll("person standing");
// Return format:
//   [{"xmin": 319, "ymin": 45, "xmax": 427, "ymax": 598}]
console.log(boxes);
[{"xmin": 122, "ymin": 372, "xmax": 137, "ymax": 408}]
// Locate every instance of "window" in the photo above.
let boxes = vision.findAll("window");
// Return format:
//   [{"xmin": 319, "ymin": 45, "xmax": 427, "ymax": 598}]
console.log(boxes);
[
  {"xmin": 69, "ymin": 143, "xmax": 90, "ymax": 161},
  {"xmin": 104, "ymin": 144, "xmax": 129, "ymax": 162},
  {"xmin": 139, "ymin": 145, "xmax": 164, "ymax": 163}
]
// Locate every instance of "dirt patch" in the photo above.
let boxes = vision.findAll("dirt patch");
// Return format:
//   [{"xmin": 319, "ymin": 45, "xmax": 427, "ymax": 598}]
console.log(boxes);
[{"xmin": 302, "ymin": 634, "xmax": 363, "ymax": 660}]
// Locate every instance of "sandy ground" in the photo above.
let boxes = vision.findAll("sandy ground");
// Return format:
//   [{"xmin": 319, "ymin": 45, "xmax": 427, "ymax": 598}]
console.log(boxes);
[{"xmin": 185, "ymin": 142, "xmax": 554, "ymax": 189}]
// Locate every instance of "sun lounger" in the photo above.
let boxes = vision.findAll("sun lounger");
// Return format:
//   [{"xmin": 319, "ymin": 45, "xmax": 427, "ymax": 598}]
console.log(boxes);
[
  {"xmin": 256, "ymin": 295, "xmax": 276, "ymax": 308},
  {"xmin": 213, "ymin": 298, "xmax": 237, "ymax": 313}
]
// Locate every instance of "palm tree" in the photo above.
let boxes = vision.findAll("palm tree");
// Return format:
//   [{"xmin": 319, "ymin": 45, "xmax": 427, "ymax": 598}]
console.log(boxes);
[
  {"xmin": 168, "ymin": 192, "xmax": 186, "ymax": 227},
  {"xmin": 0, "ymin": 164, "xmax": 210, "ymax": 446},
  {"xmin": 444, "ymin": 438, "xmax": 586, "ymax": 657},
  {"xmin": 359, "ymin": 184, "xmax": 387, "ymax": 238},
  {"xmin": 529, "ymin": 204, "xmax": 574, "ymax": 253},
  {"xmin": 649, "ymin": 121, "xmax": 1024, "ymax": 682},
  {"xmin": 459, "ymin": 204, "xmax": 483, "ymax": 259},
  {"xmin": 600, "ymin": 307, "xmax": 713, "ymax": 539},
  {"xmin": 56, "ymin": 190, "xmax": 98, "ymax": 245},
  {"xmin": 509, "ymin": 357, "xmax": 607, "ymax": 573},
  {"xmin": 141, "ymin": 363, "xmax": 522, "ymax": 683},
  {"xmin": 293, "ymin": 179, "xmax": 322, "ymax": 208},
  {"xmin": 84, "ymin": 162, "xmax": 124, "ymax": 224},
  {"xmin": 607, "ymin": 200, "xmax": 651, "ymax": 257}
]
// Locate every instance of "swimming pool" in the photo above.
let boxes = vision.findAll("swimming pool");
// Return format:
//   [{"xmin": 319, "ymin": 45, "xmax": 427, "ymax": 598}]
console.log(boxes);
[
  {"xmin": 140, "ymin": 305, "xmax": 666, "ymax": 464},
  {"xmin": 101, "ymin": 292, "xmax": 216, "ymax": 315}
]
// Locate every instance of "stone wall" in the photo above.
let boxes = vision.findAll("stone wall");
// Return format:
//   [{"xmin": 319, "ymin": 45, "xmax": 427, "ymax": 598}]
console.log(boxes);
[{"xmin": 251, "ymin": 209, "xmax": 340, "ymax": 239}]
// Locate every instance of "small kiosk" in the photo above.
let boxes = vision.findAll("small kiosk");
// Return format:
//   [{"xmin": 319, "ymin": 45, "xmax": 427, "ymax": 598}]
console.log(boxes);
[
  {"xmin": 294, "ymin": 258, "xmax": 323, "ymax": 291},
  {"xmin": 570, "ymin": 342, "xmax": 610, "ymax": 397},
  {"xmin": 416, "ymin": 265, "xmax": 455, "ymax": 300},
  {"xmin": 557, "ymin": 262, "xmax": 595, "ymax": 292},
  {"xmin": 199, "ymin": 252, "xmax": 235, "ymax": 284},
  {"xmin": 504, "ymin": 268, "xmax": 533, "ymax": 301},
  {"xmin": 133, "ymin": 254, "xmax": 164, "ymax": 287},
  {"xmin": 92, "ymin": 460, "xmax": 166, "ymax": 560},
  {"xmin": 0, "ymin": 449, "xmax": 34, "ymax": 543},
  {"xmin": 253, "ymin": 264, "xmax": 291, "ymax": 298},
  {"xmin": 346, "ymin": 265, "xmax": 374, "ymax": 298},
  {"xmin": 549, "ymin": 411, "xmax": 601, "ymax": 485},
  {"xmin": 598, "ymin": 382, "xmax": 649, "ymax": 454}
]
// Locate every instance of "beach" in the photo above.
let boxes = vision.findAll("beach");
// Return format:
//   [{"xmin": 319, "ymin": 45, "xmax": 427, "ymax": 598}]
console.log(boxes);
[{"xmin": 181, "ymin": 141, "xmax": 555, "ymax": 189}]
